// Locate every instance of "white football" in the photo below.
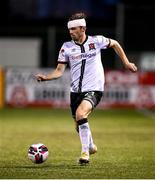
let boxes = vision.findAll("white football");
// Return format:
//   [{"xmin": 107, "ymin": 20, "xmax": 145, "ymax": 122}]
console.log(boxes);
[{"xmin": 28, "ymin": 143, "xmax": 49, "ymax": 164}]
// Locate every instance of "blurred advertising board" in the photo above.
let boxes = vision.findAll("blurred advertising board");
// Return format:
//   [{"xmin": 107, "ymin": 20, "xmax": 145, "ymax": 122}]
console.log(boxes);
[
  {"xmin": 5, "ymin": 67, "xmax": 155, "ymax": 108},
  {"xmin": 99, "ymin": 71, "xmax": 155, "ymax": 108},
  {"xmin": 0, "ymin": 67, "xmax": 4, "ymax": 108},
  {"xmin": 5, "ymin": 67, "xmax": 70, "ymax": 108}
]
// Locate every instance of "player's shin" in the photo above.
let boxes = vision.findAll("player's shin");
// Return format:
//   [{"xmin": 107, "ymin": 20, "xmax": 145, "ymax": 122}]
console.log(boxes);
[
  {"xmin": 77, "ymin": 118, "xmax": 90, "ymax": 153},
  {"xmin": 76, "ymin": 119, "xmax": 95, "ymax": 150}
]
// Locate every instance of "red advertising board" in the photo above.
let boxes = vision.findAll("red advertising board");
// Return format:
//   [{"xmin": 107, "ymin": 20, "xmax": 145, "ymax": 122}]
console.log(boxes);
[{"xmin": 5, "ymin": 68, "xmax": 155, "ymax": 108}]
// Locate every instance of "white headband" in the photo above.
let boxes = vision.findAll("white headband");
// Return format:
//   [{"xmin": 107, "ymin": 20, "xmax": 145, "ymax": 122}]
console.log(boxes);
[{"xmin": 67, "ymin": 18, "xmax": 86, "ymax": 29}]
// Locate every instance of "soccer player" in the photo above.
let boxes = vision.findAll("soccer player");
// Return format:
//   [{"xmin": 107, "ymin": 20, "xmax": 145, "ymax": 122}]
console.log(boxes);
[{"xmin": 36, "ymin": 12, "xmax": 137, "ymax": 164}]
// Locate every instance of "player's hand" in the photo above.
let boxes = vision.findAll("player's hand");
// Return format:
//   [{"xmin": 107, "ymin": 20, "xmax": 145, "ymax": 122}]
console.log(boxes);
[
  {"xmin": 35, "ymin": 74, "xmax": 47, "ymax": 82},
  {"xmin": 125, "ymin": 62, "xmax": 137, "ymax": 72}
]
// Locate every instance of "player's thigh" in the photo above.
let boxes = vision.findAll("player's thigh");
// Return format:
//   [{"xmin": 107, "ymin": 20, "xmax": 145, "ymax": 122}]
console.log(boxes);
[
  {"xmin": 76, "ymin": 99, "xmax": 93, "ymax": 118},
  {"xmin": 76, "ymin": 91, "xmax": 103, "ymax": 119}
]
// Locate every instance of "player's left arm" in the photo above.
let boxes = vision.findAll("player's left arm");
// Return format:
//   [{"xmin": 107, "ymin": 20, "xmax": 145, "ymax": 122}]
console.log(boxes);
[{"xmin": 109, "ymin": 39, "xmax": 137, "ymax": 72}]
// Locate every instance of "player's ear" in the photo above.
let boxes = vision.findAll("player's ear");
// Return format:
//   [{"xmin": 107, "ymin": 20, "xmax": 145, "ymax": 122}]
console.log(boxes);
[{"xmin": 80, "ymin": 26, "xmax": 86, "ymax": 32}]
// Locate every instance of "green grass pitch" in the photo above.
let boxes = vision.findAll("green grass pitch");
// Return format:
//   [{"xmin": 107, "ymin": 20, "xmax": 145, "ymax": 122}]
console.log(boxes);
[{"xmin": 0, "ymin": 108, "xmax": 155, "ymax": 179}]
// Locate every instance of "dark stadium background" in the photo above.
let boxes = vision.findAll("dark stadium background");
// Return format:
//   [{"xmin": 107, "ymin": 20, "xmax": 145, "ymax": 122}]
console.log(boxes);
[{"xmin": 1, "ymin": 0, "xmax": 155, "ymax": 68}]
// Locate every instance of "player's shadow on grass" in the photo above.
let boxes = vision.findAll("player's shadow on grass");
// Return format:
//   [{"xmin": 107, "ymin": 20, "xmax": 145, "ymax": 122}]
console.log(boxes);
[{"xmin": 0, "ymin": 164, "xmax": 83, "ymax": 169}]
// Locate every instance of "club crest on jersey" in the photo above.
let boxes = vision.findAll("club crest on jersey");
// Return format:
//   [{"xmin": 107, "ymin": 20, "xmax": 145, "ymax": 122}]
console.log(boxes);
[{"xmin": 88, "ymin": 43, "xmax": 96, "ymax": 51}]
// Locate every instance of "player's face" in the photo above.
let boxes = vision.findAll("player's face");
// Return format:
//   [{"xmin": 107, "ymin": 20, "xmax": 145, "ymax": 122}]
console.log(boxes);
[{"xmin": 69, "ymin": 27, "xmax": 84, "ymax": 41}]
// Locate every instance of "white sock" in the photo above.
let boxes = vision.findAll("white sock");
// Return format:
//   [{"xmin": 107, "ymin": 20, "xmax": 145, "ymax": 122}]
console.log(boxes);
[{"xmin": 78, "ymin": 122, "xmax": 90, "ymax": 153}]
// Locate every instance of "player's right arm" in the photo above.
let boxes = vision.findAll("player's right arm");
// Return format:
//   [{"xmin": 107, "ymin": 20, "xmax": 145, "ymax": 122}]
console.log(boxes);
[
  {"xmin": 36, "ymin": 43, "xmax": 68, "ymax": 82},
  {"xmin": 35, "ymin": 63, "xmax": 66, "ymax": 81}
]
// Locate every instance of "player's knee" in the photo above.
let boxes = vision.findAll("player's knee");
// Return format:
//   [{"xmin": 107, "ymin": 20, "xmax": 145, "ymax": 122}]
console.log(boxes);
[{"xmin": 76, "ymin": 109, "xmax": 87, "ymax": 121}]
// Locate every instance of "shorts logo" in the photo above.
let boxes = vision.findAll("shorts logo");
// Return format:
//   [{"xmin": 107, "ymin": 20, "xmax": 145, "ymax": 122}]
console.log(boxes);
[
  {"xmin": 85, "ymin": 92, "xmax": 94, "ymax": 97},
  {"xmin": 89, "ymin": 43, "xmax": 96, "ymax": 51}
]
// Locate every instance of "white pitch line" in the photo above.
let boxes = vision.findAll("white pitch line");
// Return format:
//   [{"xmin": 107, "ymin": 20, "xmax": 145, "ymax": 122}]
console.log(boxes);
[{"xmin": 136, "ymin": 108, "xmax": 155, "ymax": 120}]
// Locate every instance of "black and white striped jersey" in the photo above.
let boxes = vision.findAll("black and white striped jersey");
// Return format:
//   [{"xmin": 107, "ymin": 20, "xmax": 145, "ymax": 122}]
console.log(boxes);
[{"xmin": 58, "ymin": 35, "xmax": 110, "ymax": 92}]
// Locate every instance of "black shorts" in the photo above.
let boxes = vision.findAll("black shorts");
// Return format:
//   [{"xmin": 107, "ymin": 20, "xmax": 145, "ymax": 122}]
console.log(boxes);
[{"xmin": 70, "ymin": 91, "xmax": 103, "ymax": 119}]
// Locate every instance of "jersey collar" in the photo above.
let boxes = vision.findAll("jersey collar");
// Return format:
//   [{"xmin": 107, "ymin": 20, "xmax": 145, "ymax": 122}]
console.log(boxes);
[{"xmin": 73, "ymin": 35, "xmax": 88, "ymax": 46}]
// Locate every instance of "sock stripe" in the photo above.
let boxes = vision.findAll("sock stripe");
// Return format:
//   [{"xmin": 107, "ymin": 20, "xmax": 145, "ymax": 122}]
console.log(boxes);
[{"xmin": 77, "ymin": 118, "xmax": 88, "ymax": 125}]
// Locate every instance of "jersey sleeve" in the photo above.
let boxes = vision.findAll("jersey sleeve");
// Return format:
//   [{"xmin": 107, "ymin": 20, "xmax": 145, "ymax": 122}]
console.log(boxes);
[
  {"xmin": 96, "ymin": 35, "xmax": 111, "ymax": 49},
  {"xmin": 57, "ymin": 43, "xmax": 69, "ymax": 64}
]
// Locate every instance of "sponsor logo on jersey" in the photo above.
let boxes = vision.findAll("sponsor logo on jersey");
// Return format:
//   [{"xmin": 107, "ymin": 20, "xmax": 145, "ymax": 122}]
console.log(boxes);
[
  {"xmin": 71, "ymin": 48, "xmax": 76, "ymax": 52},
  {"xmin": 71, "ymin": 52, "xmax": 96, "ymax": 60}
]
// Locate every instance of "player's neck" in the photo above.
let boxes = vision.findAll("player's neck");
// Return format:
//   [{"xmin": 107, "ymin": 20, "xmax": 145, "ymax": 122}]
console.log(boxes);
[{"xmin": 75, "ymin": 34, "xmax": 87, "ymax": 45}]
